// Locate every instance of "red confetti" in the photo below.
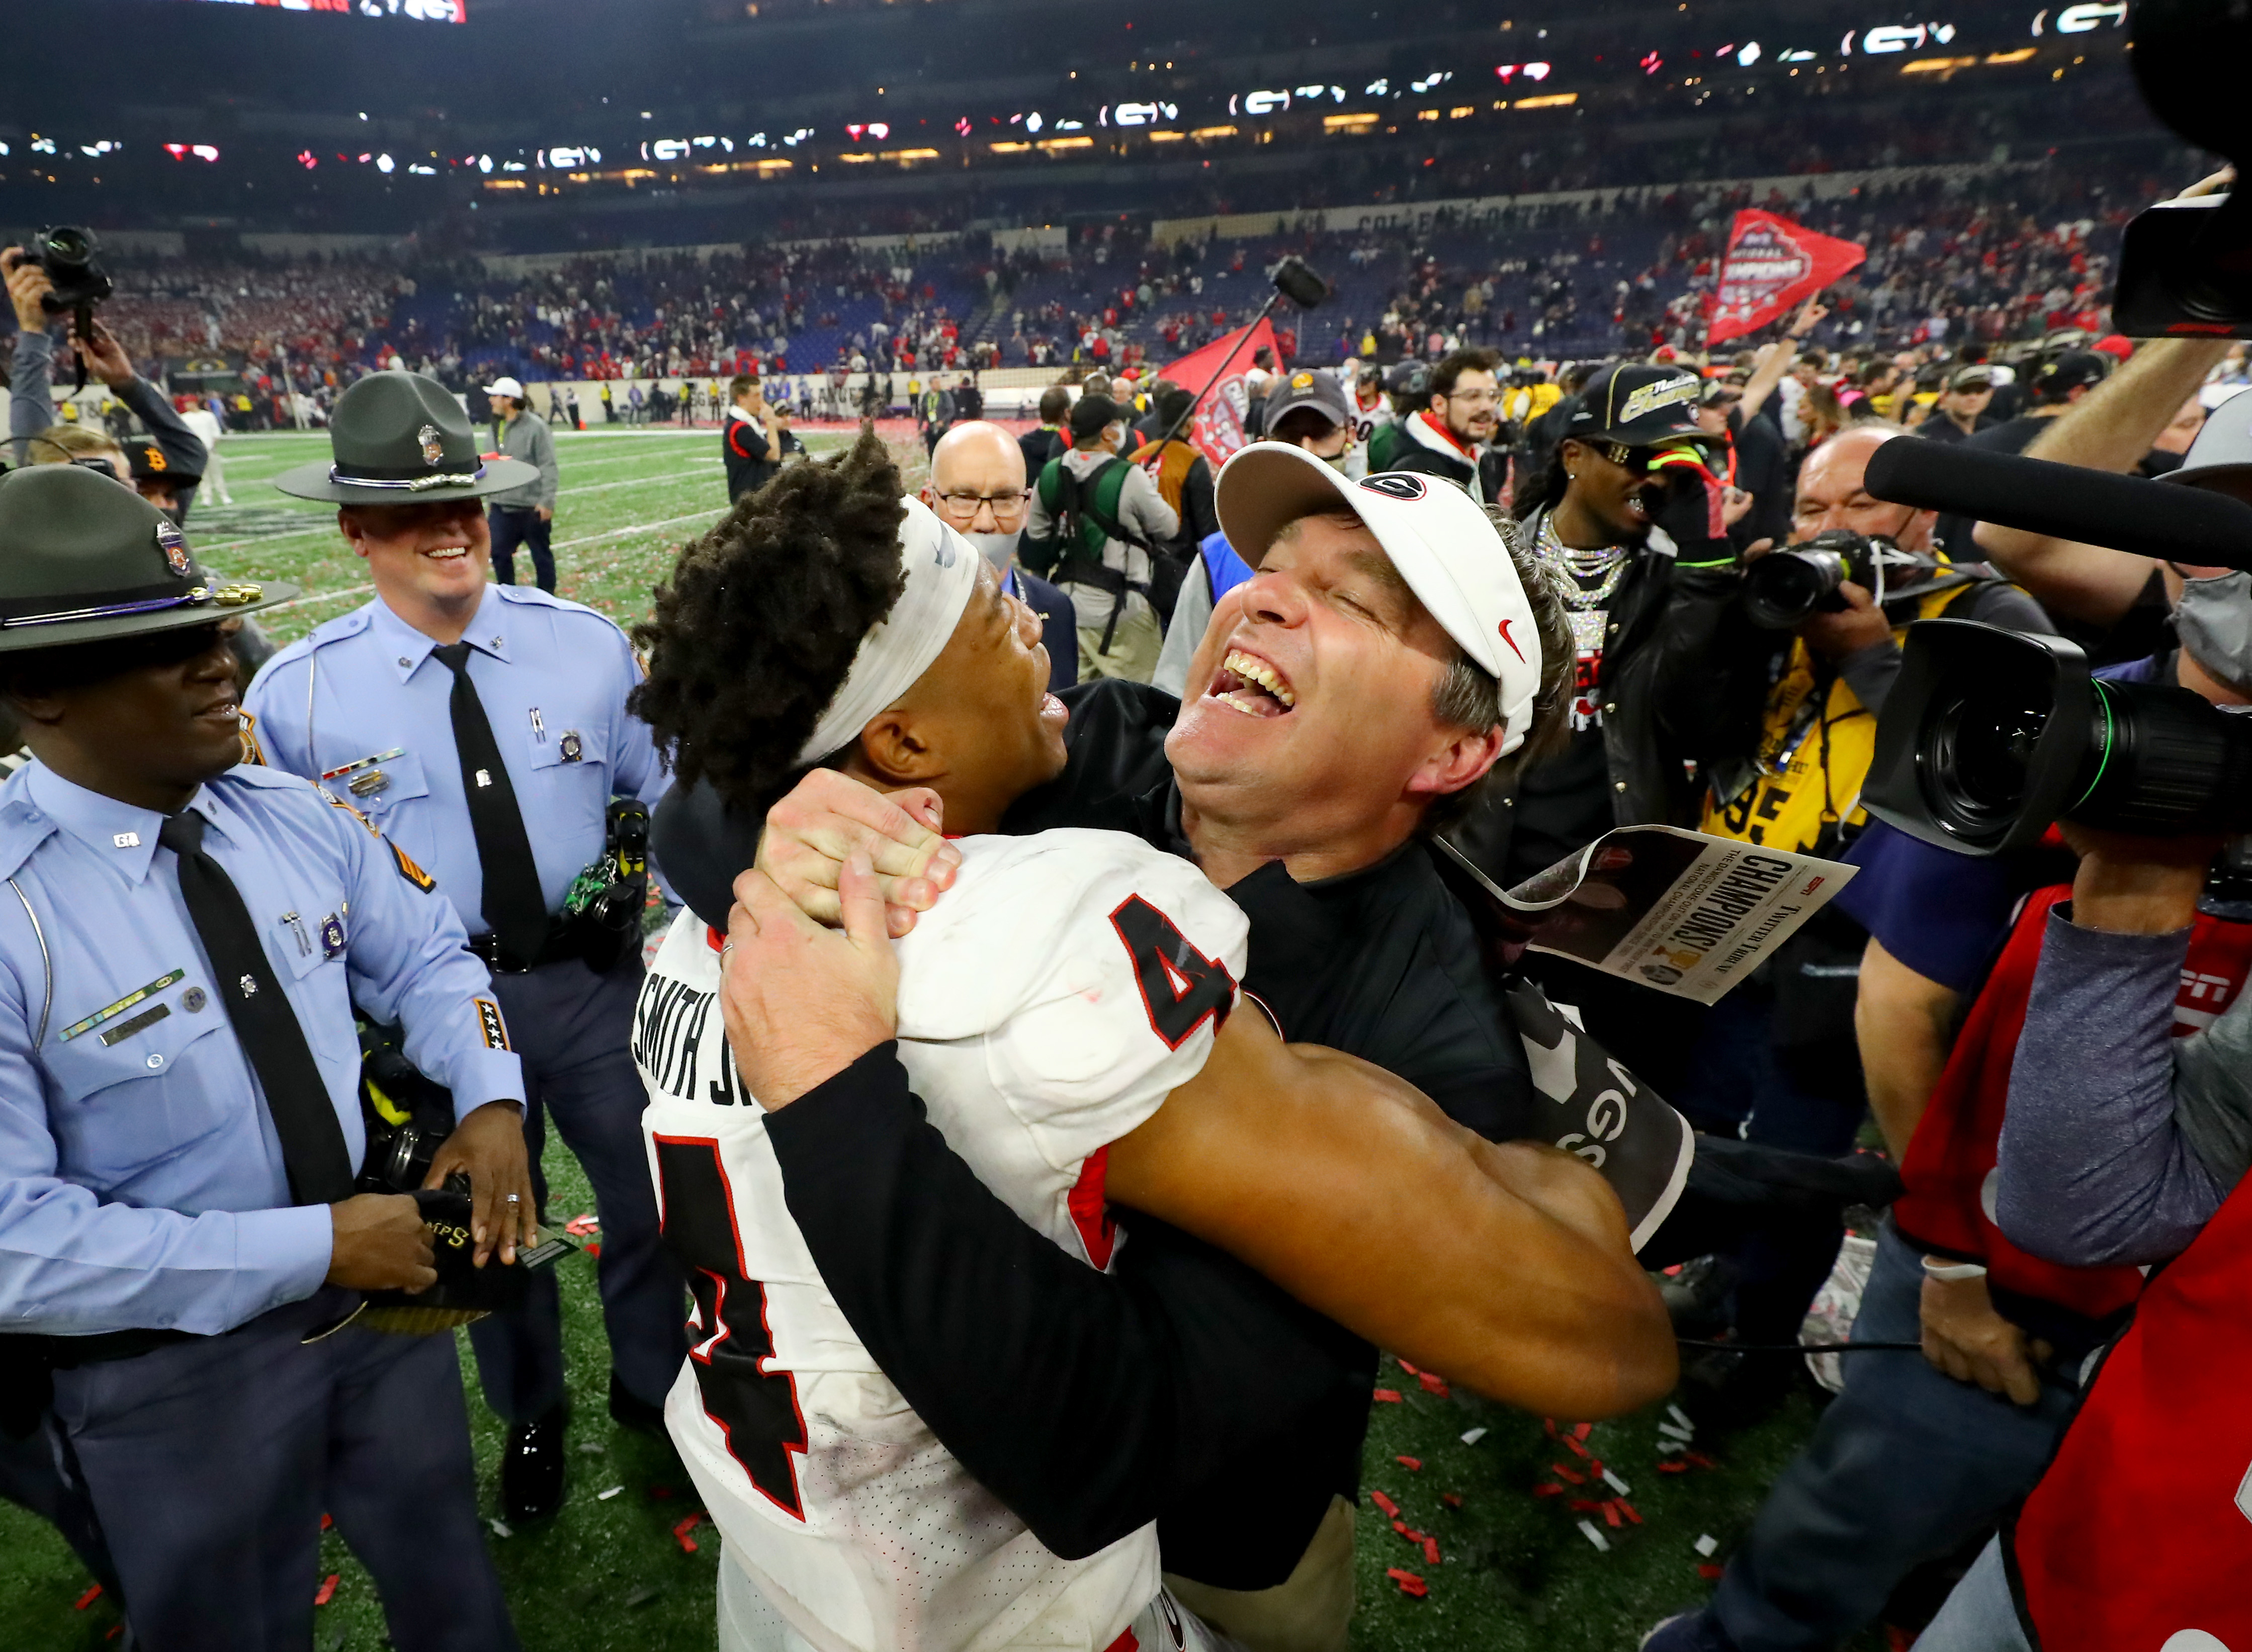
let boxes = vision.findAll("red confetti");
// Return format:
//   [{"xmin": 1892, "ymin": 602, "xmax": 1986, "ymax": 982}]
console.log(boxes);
[
  {"xmin": 105, "ymin": 1629, "xmax": 121, "ymax": 1642},
  {"xmin": 320, "ymin": 1513, "xmax": 332, "ymax": 1531},
  {"xmin": 1602, "ymin": 1502, "xmax": 1623, "ymax": 1529},
  {"xmin": 1658, "ymin": 1461, "xmax": 1690, "ymax": 1475},
  {"xmin": 1416, "ymin": 1371, "xmax": 1450, "ymax": 1398},
  {"xmin": 1441, "ymin": 1493, "xmax": 1464, "ymax": 1510},
  {"xmin": 74, "ymin": 1585, "xmax": 103, "ymax": 1611},
  {"xmin": 1698, "ymin": 1563, "xmax": 1726, "ymax": 1580},
  {"xmin": 1397, "ymin": 1358, "xmax": 1422, "ymax": 1376},
  {"xmin": 673, "ymin": 1512, "xmax": 707, "ymax": 1553},
  {"xmin": 1532, "ymin": 1483, "xmax": 1566, "ymax": 1498},
  {"xmin": 1564, "ymin": 1435, "xmax": 1593, "ymax": 1459},
  {"xmin": 1569, "ymin": 1498, "xmax": 1603, "ymax": 1513},
  {"xmin": 1370, "ymin": 1491, "xmax": 1400, "ymax": 1519},
  {"xmin": 1618, "ymin": 1500, "xmax": 1643, "ymax": 1525},
  {"xmin": 1686, "ymin": 1451, "xmax": 1716, "ymax": 1469},
  {"xmin": 565, "ymin": 1213, "xmax": 601, "ymax": 1236},
  {"xmin": 1573, "ymin": 1422, "xmax": 1593, "ymax": 1441},
  {"xmin": 314, "ymin": 1574, "xmax": 339, "ymax": 1607},
  {"xmin": 585, "ymin": 1241, "xmax": 602, "ymax": 1259},
  {"xmin": 1543, "ymin": 1417, "xmax": 1559, "ymax": 1436},
  {"xmin": 1395, "ymin": 1455, "xmax": 1423, "ymax": 1472},
  {"xmin": 1385, "ymin": 1568, "xmax": 1429, "ymax": 1599},
  {"xmin": 1550, "ymin": 1463, "xmax": 1586, "ymax": 1485},
  {"xmin": 1422, "ymin": 1536, "xmax": 1441, "ymax": 1566},
  {"xmin": 1372, "ymin": 1388, "xmax": 1403, "ymax": 1404},
  {"xmin": 1391, "ymin": 1519, "xmax": 1411, "ymax": 1537}
]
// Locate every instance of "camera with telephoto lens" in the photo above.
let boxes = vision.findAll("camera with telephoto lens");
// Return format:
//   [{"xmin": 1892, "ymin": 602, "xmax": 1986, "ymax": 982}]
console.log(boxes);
[
  {"xmin": 1863, "ymin": 620, "xmax": 2252, "ymax": 856},
  {"xmin": 27, "ymin": 227, "xmax": 114, "ymax": 320},
  {"xmin": 1741, "ymin": 530, "xmax": 1885, "ymax": 630},
  {"xmin": 2108, "ymin": 0, "xmax": 2252, "ymax": 336}
]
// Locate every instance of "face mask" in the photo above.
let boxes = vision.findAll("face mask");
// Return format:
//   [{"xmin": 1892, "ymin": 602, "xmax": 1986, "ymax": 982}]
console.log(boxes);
[
  {"xmin": 965, "ymin": 530, "xmax": 1020, "ymax": 573},
  {"xmin": 2175, "ymin": 570, "xmax": 2252, "ymax": 693}
]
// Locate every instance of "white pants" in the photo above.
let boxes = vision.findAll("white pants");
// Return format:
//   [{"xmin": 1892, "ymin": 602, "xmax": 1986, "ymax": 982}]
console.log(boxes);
[{"xmin": 717, "ymin": 1540, "xmax": 1244, "ymax": 1652}]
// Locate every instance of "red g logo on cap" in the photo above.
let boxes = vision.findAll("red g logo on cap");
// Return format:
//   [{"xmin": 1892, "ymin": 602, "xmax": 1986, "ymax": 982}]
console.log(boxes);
[{"xmin": 1359, "ymin": 474, "xmax": 1427, "ymax": 501}]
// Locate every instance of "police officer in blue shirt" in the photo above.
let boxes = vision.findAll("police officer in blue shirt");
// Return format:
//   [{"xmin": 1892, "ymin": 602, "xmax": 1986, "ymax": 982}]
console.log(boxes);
[
  {"xmin": 250, "ymin": 372, "xmax": 684, "ymax": 1521},
  {"xmin": 0, "ymin": 463, "xmax": 532, "ymax": 1648}
]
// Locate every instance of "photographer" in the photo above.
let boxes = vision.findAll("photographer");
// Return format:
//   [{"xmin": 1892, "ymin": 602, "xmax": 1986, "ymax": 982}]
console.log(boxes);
[
  {"xmin": 1907, "ymin": 399, "xmax": 2252, "ymax": 1652},
  {"xmin": 7, "ymin": 244, "xmax": 208, "ymax": 521}
]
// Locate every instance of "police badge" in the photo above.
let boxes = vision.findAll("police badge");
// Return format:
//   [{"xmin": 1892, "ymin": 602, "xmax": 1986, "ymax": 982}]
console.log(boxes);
[
  {"xmin": 155, "ymin": 519, "xmax": 191, "ymax": 577},
  {"xmin": 417, "ymin": 423, "xmax": 445, "ymax": 467}
]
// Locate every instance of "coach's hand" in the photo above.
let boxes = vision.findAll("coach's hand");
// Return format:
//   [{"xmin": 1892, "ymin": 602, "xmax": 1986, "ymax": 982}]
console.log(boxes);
[
  {"xmin": 756, "ymin": 768, "xmax": 961, "ymax": 938},
  {"xmin": 423, "ymin": 1099, "xmax": 538, "ymax": 1267},
  {"xmin": 1920, "ymin": 1271, "xmax": 2049, "ymax": 1407},
  {"xmin": 722, "ymin": 852, "xmax": 899, "ymax": 1109}
]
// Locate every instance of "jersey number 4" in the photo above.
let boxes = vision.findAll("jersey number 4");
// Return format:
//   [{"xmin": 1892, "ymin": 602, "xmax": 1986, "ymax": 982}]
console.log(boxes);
[
  {"xmin": 652, "ymin": 1136, "xmax": 809, "ymax": 1520},
  {"xmin": 1110, "ymin": 895, "xmax": 1235, "ymax": 1050}
]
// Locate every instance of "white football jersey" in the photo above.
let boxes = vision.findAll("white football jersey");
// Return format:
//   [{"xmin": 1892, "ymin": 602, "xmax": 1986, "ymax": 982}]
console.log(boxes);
[{"xmin": 635, "ymin": 829, "xmax": 1250, "ymax": 1652}]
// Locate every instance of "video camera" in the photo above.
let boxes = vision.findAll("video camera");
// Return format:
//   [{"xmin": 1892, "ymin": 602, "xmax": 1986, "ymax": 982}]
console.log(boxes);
[
  {"xmin": 2109, "ymin": 0, "xmax": 2252, "ymax": 336},
  {"xmin": 1857, "ymin": 438, "xmax": 2252, "ymax": 855},
  {"xmin": 1740, "ymin": 530, "xmax": 1976, "ymax": 630}
]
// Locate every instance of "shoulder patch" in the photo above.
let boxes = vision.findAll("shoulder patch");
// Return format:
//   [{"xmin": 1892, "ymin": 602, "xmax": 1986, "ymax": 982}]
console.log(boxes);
[
  {"xmin": 390, "ymin": 839, "xmax": 438, "ymax": 892},
  {"xmin": 238, "ymin": 710, "xmax": 268, "ymax": 767},
  {"xmin": 474, "ymin": 996, "xmax": 510, "ymax": 1050}
]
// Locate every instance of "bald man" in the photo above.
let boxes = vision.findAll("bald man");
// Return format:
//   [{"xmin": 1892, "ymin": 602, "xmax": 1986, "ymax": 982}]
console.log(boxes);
[{"xmin": 922, "ymin": 419, "xmax": 1078, "ymax": 689}]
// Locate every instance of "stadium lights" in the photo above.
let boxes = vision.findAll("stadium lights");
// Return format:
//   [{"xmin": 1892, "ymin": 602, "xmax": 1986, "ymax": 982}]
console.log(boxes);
[
  {"xmin": 990, "ymin": 140, "xmax": 1031, "ymax": 153},
  {"xmin": 1147, "ymin": 131, "xmax": 1185, "ymax": 142},
  {"xmin": 1514, "ymin": 92, "xmax": 1579, "ymax": 108},
  {"xmin": 1985, "ymin": 46, "xmax": 2037, "ymax": 61},
  {"xmin": 163, "ymin": 144, "xmax": 221, "ymax": 163},
  {"xmin": 1323, "ymin": 112, "xmax": 1379, "ymax": 129},
  {"xmin": 1037, "ymin": 136, "xmax": 1094, "ymax": 151},
  {"xmin": 376, "ymin": 154, "xmax": 395, "ymax": 172},
  {"xmin": 408, "ymin": 163, "xmax": 436, "ymax": 175},
  {"xmin": 1901, "ymin": 55, "xmax": 1978, "ymax": 73},
  {"xmin": 1737, "ymin": 41, "xmax": 1763, "ymax": 64},
  {"xmin": 1191, "ymin": 125, "xmax": 1238, "ymax": 140},
  {"xmin": 1494, "ymin": 62, "xmax": 1552, "ymax": 81}
]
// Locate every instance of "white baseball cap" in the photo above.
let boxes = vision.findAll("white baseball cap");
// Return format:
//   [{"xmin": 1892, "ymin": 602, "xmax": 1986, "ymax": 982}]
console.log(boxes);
[
  {"xmin": 1213, "ymin": 443, "xmax": 1544, "ymax": 755},
  {"xmin": 483, "ymin": 376, "xmax": 526, "ymax": 400}
]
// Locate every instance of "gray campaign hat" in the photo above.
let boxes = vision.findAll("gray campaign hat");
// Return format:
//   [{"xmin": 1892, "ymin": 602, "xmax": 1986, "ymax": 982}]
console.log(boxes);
[
  {"xmin": 273, "ymin": 371, "xmax": 541, "ymax": 504},
  {"xmin": 0, "ymin": 464, "xmax": 295, "ymax": 653},
  {"xmin": 2164, "ymin": 386, "xmax": 2252, "ymax": 489}
]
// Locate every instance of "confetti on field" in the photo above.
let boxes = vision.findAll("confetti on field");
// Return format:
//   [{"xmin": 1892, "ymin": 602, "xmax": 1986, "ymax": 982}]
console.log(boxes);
[
  {"xmin": 1602, "ymin": 1502, "xmax": 1623, "ymax": 1529},
  {"xmin": 1577, "ymin": 1519, "xmax": 1611, "ymax": 1552},
  {"xmin": 1370, "ymin": 1490, "xmax": 1400, "ymax": 1519},
  {"xmin": 320, "ymin": 1512, "xmax": 332, "ymax": 1530},
  {"xmin": 1416, "ymin": 1371, "xmax": 1450, "ymax": 1398},
  {"xmin": 1459, "ymin": 1427, "xmax": 1488, "ymax": 1446},
  {"xmin": 1603, "ymin": 1468, "xmax": 1632, "ymax": 1496},
  {"xmin": 624, "ymin": 1584, "xmax": 661, "ymax": 1609},
  {"xmin": 1699, "ymin": 1563, "xmax": 1726, "ymax": 1580},
  {"xmin": 1395, "ymin": 1455, "xmax": 1422, "ymax": 1472},
  {"xmin": 1397, "ymin": 1358, "xmax": 1421, "ymax": 1375},
  {"xmin": 565, "ymin": 1213, "xmax": 602, "ymax": 1236},
  {"xmin": 488, "ymin": 1518, "xmax": 513, "ymax": 1539},
  {"xmin": 585, "ymin": 1241, "xmax": 603, "ymax": 1259},
  {"xmin": 1696, "ymin": 1534, "xmax": 1720, "ymax": 1557},
  {"xmin": 1550, "ymin": 1463, "xmax": 1586, "ymax": 1486},
  {"xmin": 1533, "ymin": 1483, "xmax": 1566, "ymax": 1498},
  {"xmin": 1372, "ymin": 1388, "xmax": 1403, "ymax": 1404},
  {"xmin": 1668, "ymin": 1404, "xmax": 1695, "ymax": 1432},
  {"xmin": 598, "ymin": 1485, "xmax": 625, "ymax": 1501},
  {"xmin": 673, "ymin": 1512, "xmax": 707, "ymax": 1553},
  {"xmin": 1385, "ymin": 1567, "xmax": 1429, "ymax": 1598},
  {"xmin": 74, "ymin": 1585, "xmax": 103, "ymax": 1610},
  {"xmin": 314, "ymin": 1574, "xmax": 340, "ymax": 1607},
  {"xmin": 1422, "ymin": 1536, "xmax": 1442, "ymax": 1566},
  {"xmin": 1441, "ymin": 1493, "xmax": 1464, "ymax": 1510},
  {"xmin": 1658, "ymin": 1419, "xmax": 1695, "ymax": 1441},
  {"xmin": 578, "ymin": 1441, "xmax": 604, "ymax": 1455},
  {"xmin": 1618, "ymin": 1500, "xmax": 1642, "ymax": 1525}
]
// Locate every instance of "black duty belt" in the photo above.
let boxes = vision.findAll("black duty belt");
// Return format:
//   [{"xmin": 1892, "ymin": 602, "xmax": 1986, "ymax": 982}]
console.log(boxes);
[{"xmin": 465, "ymin": 923, "xmax": 588, "ymax": 976}]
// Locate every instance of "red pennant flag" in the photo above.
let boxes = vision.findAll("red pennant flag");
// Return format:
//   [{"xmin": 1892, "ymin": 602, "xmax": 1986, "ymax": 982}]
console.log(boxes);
[
  {"xmin": 1708, "ymin": 209, "xmax": 1866, "ymax": 344},
  {"xmin": 1157, "ymin": 318, "xmax": 1282, "ymax": 470}
]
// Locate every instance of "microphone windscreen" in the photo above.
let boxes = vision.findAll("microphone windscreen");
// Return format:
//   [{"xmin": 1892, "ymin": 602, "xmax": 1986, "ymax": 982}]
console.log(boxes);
[{"xmin": 1864, "ymin": 439, "xmax": 2252, "ymax": 570}]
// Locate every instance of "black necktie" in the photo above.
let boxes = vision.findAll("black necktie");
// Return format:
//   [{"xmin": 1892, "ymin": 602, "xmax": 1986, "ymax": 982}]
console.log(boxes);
[
  {"xmin": 158, "ymin": 812, "xmax": 356, "ymax": 1205},
  {"xmin": 433, "ymin": 642, "xmax": 550, "ymax": 966}
]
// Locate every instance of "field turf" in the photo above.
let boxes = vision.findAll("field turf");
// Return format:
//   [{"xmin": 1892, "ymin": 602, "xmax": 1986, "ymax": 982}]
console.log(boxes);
[{"xmin": 0, "ymin": 426, "xmax": 1850, "ymax": 1651}]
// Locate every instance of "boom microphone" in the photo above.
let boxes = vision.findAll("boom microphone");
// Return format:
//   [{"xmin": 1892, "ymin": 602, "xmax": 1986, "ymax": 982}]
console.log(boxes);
[{"xmin": 1863, "ymin": 438, "xmax": 2252, "ymax": 571}]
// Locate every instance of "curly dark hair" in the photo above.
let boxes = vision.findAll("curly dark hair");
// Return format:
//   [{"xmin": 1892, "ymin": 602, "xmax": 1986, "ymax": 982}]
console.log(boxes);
[{"xmin": 629, "ymin": 430, "xmax": 907, "ymax": 816}]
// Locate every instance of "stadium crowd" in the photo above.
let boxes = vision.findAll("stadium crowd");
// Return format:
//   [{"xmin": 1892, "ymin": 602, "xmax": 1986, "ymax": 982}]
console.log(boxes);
[{"xmin": 7, "ymin": 13, "xmax": 2252, "ymax": 1651}]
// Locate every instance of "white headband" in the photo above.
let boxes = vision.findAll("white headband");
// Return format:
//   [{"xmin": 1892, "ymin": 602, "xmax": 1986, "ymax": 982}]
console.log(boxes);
[{"xmin": 796, "ymin": 494, "xmax": 982, "ymax": 767}]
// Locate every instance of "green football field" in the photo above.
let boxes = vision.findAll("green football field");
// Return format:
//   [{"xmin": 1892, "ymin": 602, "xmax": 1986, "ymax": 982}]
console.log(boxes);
[{"xmin": 0, "ymin": 426, "xmax": 1855, "ymax": 1651}]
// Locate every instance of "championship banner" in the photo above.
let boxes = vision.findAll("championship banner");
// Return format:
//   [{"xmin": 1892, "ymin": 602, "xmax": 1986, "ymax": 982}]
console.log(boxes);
[
  {"xmin": 1158, "ymin": 317, "xmax": 1282, "ymax": 469},
  {"xmin": 1708, "ymin": 209, "xmax": 1866, "ymax": 343}
]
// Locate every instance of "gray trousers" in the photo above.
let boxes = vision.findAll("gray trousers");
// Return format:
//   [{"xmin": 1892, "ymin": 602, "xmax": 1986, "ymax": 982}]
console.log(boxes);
[
  {"xmin": 50, "ymin": 1288, "xmax": 514, "ymax": 1652},
  {"xmin": 467, "ymin": 952, "xmax": 686, "ymax": 1423},
  {"xmin": 1916, "ymin": 1537, "xmax": 2033, "ymax": 1651}
]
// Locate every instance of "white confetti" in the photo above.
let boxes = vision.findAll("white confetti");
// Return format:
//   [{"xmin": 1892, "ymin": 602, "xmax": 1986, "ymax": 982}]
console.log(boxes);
[
  {"xmin": 597, "ymin": 1485, "xmax": 625, "ymax": 1501},
  {"xmin": 1658, "ymin": 1420, "xmax": 1695, "ymax": 1441},
  {"xmin": 1667, "ymin": 1403, "xmax": 1695, "ymax": 1433},
  {"xmin": 1603, "ymin": 1468, "xmax": 1631, "ymax": 1496},
  {"xmin": 1658, "ymin": 1437, "xmax": 1689, "ymax": 1454},
  {"xmin": 1577, "ymin": 1518, "xmax": 1610, "ymax": 1552},
  {"xmin": 488, "ymin": 1518, "xmax": 513, "ymax": 1539},
  {"xmin": 1459, "ymin": 1427, "xmax": 1488, "ymax": 1446},
  {"xmin": 1696, "ymin": 1533, "xmax": 1720, "ymax": 1557}
]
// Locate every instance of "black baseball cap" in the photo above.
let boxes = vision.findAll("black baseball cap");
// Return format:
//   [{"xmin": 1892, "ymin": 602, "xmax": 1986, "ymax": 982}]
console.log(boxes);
[
  {"xmin": 1566, "ymin": 364, "xmax": 1705, "ymax": 446},
  {"xmin": 2029, "ymin": 350, "xmax": 2110, "ymax": 405},
  {"xmin": 125, "ymin": 439, "xmax": 199, "ymax": 485},
  {"xmin": 1265, "ymin": 369, "xmax": 1350, "ymax": 430},
  {"xmin": 1068, "ymin": 392, "xmax": 1123, "ymax": 440},
  {"xmin": 1384, "ymin": 361, "xmax": 1431, "ymax": 401}
]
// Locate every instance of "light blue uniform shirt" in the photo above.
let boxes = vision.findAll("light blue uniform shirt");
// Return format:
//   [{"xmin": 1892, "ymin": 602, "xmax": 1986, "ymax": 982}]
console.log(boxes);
[
  {"xmin": 0, "ymin": 762, "xmax": 524, "ymax": 1337},
  {"xmin": 244, "ymin": 583, "xmax": 670, "ymax": 938}
]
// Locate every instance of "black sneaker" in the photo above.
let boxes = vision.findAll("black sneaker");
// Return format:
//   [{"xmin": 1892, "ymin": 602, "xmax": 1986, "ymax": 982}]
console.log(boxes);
[
  {"xmin": 501, "ymin": 1402, "xmax": 568, "ymax": 1523},
  {"xmin": 608, "ymin": 1373, "xmax": 669, "ymax": 1441}
]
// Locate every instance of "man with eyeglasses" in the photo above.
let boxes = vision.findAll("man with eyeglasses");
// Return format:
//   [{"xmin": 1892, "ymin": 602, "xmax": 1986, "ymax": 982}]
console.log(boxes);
[
  {"xmin": 1376, "ymin": 345, "xmax": 1506, "ymax": 502},
  {"xmin": 923, "ymin": 420, "xmax": 1077, "ymax": 690}
]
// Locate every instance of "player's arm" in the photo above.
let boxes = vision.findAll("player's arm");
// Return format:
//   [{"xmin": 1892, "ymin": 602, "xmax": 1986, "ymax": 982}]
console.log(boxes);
[{"xmin": 1107, "ymin": 1009, "xmax": 1675, "ymax": 1418}]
